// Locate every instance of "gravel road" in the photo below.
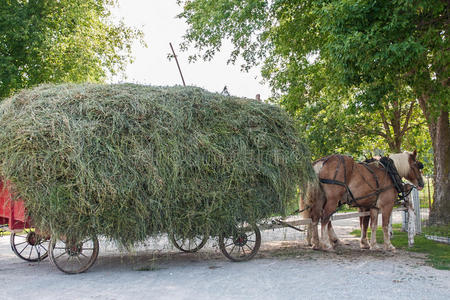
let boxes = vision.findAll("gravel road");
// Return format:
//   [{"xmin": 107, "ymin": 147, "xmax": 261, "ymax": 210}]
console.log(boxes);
[{"xmin": 1, "ymin": 211, "xmax": 448, "ymax": 300}]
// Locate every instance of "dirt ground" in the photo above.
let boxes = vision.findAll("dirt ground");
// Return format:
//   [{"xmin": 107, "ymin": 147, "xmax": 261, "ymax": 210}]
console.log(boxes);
[{"xmin": 1, "ymin": 212, "xmax": 449, "ymax": 300}]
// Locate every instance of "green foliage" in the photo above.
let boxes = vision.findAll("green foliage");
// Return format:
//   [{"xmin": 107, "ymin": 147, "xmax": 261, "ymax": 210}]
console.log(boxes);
[
  {"xmin": 0, "ymin": 83, "xmax": 314, "ymax": 247},
  {"xmin": 178, "ymin": 0, "xmax": 441, "ymax": 161},
  {"xmin": 0, "ymin": 0, "xmax": 144, "ymax": 99},
  {"xmin": 320, "ymin": 0, "xmax": 449, "ymax": 114},
  {"xmin": 178, "ymin": 0, "xmax": 271, "ymax": 69}
]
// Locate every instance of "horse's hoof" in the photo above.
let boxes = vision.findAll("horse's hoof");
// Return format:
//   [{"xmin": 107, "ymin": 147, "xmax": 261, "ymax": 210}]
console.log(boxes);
[
  {"xmin": 312, "ymin": 244, "xmax": 321, "ymax": 250},
  {"xmin": 360, "ymin": 243, "xmax": 370, "ymax": 250},
  {"xmin": 319, "ymin": 243, "xmax": 334, "ymax": 252},
  {"xmin": 384, "ymin": 244, "xmax": 396, "ymax": 252},
  {"xmin": 331, "ymin": 241, "xmax": 342, "ymax": 249},
  {"xmin": 370, "ymin": 244, "xmax": 380, "ymax": 250},
  {"xmin": 331, "ymin": 238, "xmax": 342, "ymax": 246}
]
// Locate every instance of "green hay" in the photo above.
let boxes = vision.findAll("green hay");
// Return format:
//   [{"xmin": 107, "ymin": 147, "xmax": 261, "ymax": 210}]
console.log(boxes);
[{"xmin": 0, "ymin": 83, "xmax": 314, "ymax": 246}]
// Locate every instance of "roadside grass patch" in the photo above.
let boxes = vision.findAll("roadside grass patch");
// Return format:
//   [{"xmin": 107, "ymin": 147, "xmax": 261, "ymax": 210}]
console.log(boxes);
[
  {"xmin": 351, "ymin": 224, "xmax": 450, "ymax": 270},
  {"xmin": 422, "ymin": 224, "xmax": 450, "ymax": 237}
]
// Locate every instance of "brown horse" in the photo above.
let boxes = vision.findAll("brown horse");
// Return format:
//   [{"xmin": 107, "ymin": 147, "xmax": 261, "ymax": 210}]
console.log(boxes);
[
  {"xmin": 301, "ymin": 151, "xmax": 424, "ymax": 251},
  {"xmin": 358, "ymin": 181, "xmax": 416, "ymax": 250}
]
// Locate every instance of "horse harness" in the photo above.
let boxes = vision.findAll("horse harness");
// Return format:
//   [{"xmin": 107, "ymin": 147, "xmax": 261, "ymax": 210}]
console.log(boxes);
[
  {"xmin": 318, "ymin": 156, "xmax": 405, "ymax": 210},
  {"xmin": 379, "ymin": 157, "xmax": 413, "ymax": 202}
]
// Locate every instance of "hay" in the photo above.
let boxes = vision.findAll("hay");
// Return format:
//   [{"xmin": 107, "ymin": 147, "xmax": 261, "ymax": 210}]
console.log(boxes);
[{"xmin": 0, "ymin": 83, "xmax": 313, "ymax": 246}]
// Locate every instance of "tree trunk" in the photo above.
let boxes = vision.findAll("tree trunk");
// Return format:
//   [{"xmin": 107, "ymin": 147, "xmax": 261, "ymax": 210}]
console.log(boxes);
[
  {"xmin": 429, "ymin": 109, "xmax": 450, "ymax": 225},
  {"xmin": 419, "ymin": 95, "xmax": 450, "ymax": 225}
]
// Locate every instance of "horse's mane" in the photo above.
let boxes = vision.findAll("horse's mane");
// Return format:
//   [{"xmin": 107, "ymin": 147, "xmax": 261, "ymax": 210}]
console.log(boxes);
[{"xmin": 389, "ymin": 152, "xmax": 411, "ymax": 177}]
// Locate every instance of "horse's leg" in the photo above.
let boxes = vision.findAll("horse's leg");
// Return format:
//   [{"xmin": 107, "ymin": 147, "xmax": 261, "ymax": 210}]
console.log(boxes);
[
  {"xmin": 319, "ymin": 219, "xmax": 332, "ymax": 250},
  {"xmin": 359, "ymin": 208, "xmax": 370, "ymax": 249},
  {"xmin": 306, "ymin": 224, "xmax": 312, "ymax": 246},
  {"xmin": 381, "ymin": 206, "xmax": 396, "ymax": 251},
  {"xmin": 327, "ymin": 222, "xmax": 341, "ymax": 248},
  {"xmin": 299, "ymin": 194, "xmax": 312, "ymax": 246},
  {"xmin": 319, "ymin": 195, "xmax": 340, "ymax": 250},
  {"xmin": 369, "ymin": 208, "xmax": 379, "ymax": 250},
  {"xmin": 319, "ymin": 211, "xmax": 335, "ymax": 251},
  {"xmin": 310, "ymin": 221, "xmax": 320, "ymax": 250}
]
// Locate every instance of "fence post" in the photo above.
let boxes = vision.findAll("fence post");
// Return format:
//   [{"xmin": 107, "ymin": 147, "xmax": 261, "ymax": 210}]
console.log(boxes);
[
  {"xmin": 402, "ymin": 194, "xmax": 409, "ymax": 232},
  {"xmin": 408, "ymin": 200, "xmax": 416, "ymax": 247},
  {"xmin": 412, "ymin": 188, "xmax": 421, "ymax": 233}
]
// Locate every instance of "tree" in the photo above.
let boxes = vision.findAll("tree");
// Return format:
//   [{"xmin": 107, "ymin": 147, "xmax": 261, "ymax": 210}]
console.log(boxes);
[
  {"xmin": 315, "ymin": 0, "xmax": 449, "ymax": 225},
  {"xmin": 178, "ymin": 0, "xmax": 449, "ymax": 224},
  {"xmin": 0, "ymin": 0, "xmax": 143, "ymax": 99},
  {"xmin": 296, "ymin": 93, "xmax": 430, "ymax": 161}
]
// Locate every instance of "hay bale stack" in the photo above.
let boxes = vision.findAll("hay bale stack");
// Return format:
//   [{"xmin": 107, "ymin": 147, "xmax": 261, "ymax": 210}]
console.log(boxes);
[{"xmin": 0, "ymin": 84, "xmax": 313, "ymax": 246}]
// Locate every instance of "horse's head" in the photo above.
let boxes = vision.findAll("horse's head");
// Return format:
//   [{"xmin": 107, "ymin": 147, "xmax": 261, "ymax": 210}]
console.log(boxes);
[
  {"xmin": 390, "ymin": 150, "xmax": 424, "ymax": 190},
  {"xmin": 407, "ymin": 150, "xmax": 425, "ymax": 190}
]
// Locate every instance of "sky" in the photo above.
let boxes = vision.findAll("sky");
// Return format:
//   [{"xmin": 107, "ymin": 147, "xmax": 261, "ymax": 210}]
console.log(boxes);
[{"xmin": 110, "ymin": 0, "xmax": 271, "ymax": 100}]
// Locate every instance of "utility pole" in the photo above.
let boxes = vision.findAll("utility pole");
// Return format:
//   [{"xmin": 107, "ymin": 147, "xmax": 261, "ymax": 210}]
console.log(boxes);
[{"xmin": 169, "ymin": 42, "xmax": 186, "ymax": 86}]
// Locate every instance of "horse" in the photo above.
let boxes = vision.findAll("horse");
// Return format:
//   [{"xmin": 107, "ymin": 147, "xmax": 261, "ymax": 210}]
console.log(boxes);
[{"xmin": 301, "ymin": 151, "xmax": 424, "ymax": 251}]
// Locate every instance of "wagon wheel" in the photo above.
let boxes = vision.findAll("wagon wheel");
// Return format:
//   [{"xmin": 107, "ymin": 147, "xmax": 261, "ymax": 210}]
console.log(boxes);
[
  {"xmin": 169, "ymin": 233, "xmax": 208, "ymax": 253},
  {"xmin": 10, "ymin": 229, "xmax": 49, "ymax": 262},
  {"xmin": 49, "ymin": 236, "xmax": 99, "ymax": 274},
  {"xmin": 219, "ymin": 223, "xmax": 261, "ymax": 262}
]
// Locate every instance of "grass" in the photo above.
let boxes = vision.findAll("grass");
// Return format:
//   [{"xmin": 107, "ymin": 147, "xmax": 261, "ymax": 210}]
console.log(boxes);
[
  {"xmin": 351, "ymin": 224, "xmax": 450, "ymax": 270},
  {"xmin": 422, "ymin": 224, "xmax": 450, "ymax": 237}
]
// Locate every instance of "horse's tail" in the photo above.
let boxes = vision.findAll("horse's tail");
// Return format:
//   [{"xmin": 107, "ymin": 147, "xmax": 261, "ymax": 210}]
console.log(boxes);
[
  {"xmin": 299, "ymin": 191, "xmax": 310, "ymax": 219},
  {"xmin": 300, "ymin": 176, "xmax": 325, "ymax": 222},
  {"xmin": 300, "ymin": 175, "xmax": 325, "ymax": 247}
]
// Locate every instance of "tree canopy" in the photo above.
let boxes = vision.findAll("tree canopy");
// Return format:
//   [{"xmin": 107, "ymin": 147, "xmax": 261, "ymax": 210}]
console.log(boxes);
[
  {"xmin": 178, "ymin": 0, "xmax": 449, "ymax": 224},
  {"xmin": 0, "ymin": 0, "xmax": 143, "ymax": 98}
]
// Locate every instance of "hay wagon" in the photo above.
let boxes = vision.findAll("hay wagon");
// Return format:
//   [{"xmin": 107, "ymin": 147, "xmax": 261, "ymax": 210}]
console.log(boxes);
[
  {"xmin": 0, "ymin": 179, "xmax": 49, "ymax": 262},
  {"xmin": 0, "ymin": 84, "xmax": 310, "ymax": 274},
  {"xmin": 1, "ymin": 177, "xmax": 262, "ymax": 274}
]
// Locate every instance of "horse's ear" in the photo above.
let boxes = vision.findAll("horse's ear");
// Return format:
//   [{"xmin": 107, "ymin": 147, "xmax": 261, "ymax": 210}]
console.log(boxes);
[{"xmin": 412, "ymin": 149, "xmax": 417, "ymax": 159}]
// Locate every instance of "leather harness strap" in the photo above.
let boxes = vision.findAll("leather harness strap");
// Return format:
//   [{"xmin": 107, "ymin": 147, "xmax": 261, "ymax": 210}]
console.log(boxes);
[
  {"xmin": 379, "ymin": 156, "xmax": 408, "ymax": 202},
  {"xmin": 319, "ymin": 158, "xmax": 397, "ymax": 208}
]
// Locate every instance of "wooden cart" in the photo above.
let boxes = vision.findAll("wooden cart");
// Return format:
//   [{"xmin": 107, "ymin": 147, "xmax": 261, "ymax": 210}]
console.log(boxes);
[{"xmin": 0, "ymin": 180, "xmax": 49, "ymax": 262}]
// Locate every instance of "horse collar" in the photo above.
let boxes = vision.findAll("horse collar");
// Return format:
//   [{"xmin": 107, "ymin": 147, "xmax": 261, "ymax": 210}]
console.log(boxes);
[{"xmin": 379, "ymin": 156, "xmax": 406, "ymax": 199}]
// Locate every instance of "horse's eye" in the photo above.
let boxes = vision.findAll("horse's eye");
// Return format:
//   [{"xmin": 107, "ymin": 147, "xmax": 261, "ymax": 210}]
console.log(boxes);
[{"xmin": 417, "ymin": 162, "xmax": 424, "ymax": 169}]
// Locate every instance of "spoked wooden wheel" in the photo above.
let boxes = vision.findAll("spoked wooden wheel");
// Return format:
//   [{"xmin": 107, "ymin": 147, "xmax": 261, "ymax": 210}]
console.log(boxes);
[
  {"xmin": 169, "ymin": 233, "xmax": 208, "ymax": 253},
  {"xmin": 219, "ymin": 223, "xmax": 261, "ymax": 262},
  {"xmin": 49, "ymin": 236, "xmax": 99, "ymax": 274},
  {"xmin": 10, "ymin": 229, "xmax": 49, "ymax": 262}
]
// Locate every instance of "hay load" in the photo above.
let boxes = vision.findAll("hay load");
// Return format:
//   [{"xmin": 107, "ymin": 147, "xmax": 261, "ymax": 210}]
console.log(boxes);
[{"xmin": 0, "ymin": 84, "xmax": 313, "ymax": 246}]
